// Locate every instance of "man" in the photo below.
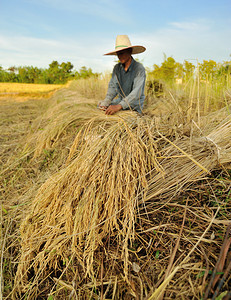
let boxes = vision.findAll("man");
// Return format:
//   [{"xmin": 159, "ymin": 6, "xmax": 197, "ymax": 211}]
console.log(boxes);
[{"xmin": 98, "ymin": 35, "xmax": 146, "ymax": 115}]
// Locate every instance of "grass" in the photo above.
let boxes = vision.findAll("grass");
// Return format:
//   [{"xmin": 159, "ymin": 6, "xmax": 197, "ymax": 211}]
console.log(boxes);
[
  {"xmin": 147, "ymin": 76, "xmax": 230, "ymax": 122},
  {"xmin": 71, "ymin": 73, "xmax": 110, "ymax": 100},
  {"xmin": 0, "ymin": 73, "xmax": 231, "ymax": 299}
]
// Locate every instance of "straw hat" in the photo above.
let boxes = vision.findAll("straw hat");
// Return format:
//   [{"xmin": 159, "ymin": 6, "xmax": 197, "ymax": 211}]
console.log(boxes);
[{"xmin": 104, "ymin": 35, "xmax": 146, "ymax": 56}]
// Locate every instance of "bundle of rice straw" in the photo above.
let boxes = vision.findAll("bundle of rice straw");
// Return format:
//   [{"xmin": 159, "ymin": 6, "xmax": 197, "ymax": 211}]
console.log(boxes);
[
  {"xmin": 28, "ymin": 102, "xmax": 105, "ymax": 158},
  {"xmin": 13, "ymin": 113, "xmax": 231, "ymax": 299},
  {"xmin": 145, "ymin": 115, "xmax": 231, "ymax": 201}
]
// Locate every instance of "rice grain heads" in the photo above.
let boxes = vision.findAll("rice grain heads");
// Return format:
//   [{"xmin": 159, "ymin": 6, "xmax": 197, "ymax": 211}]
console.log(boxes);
[
  {"xmin": 13, "ymin": 114, "xmax": 164, "ymax": 298},
  {"xmin": 13, "ymin": 113, "xmax": 231, "ymax": 299}
]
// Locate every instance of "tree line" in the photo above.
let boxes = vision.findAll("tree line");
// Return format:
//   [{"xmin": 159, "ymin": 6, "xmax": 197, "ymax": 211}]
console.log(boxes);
[
  {"xmin": 0, "ymin": 61, "xmax": 99, "ymax": 84},
  {"xmin": 148, "ymin": 55, "xmax": 231, "ymax": 82},
  {"xmin": 0, "ymin": 57, "xmax": 230, "ymax": 84}
]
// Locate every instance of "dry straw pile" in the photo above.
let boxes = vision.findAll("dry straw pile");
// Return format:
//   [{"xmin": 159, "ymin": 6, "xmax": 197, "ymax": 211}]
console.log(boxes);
[{"xmin": 1, "ymin": 81, "xmax": 231, "ymax": 299}]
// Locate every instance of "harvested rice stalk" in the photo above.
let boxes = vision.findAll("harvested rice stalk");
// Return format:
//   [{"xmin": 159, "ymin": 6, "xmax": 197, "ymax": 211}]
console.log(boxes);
[
  {"xmin": 145, "ymin": 116, "xmax": 231, "ymax": 201},
  {"xmin": 13, "ymin": 115, "xmax": 164, "ymax": 298},
  {"xmin": 28, "ymin": 99, "xmax": 142, "ymax": 160},
  {"xmin": 13, "ymin": 114, "xmax": 231, "ymax": 299}
]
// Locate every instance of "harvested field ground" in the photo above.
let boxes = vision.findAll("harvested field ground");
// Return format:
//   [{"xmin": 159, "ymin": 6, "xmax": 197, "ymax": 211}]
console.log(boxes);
[{"xmin": 0, "ymin": 80, "xmax": 231, "ymax": 300}]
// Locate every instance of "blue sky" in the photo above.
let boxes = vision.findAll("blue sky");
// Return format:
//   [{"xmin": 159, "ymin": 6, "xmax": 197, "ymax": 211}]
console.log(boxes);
[{"xmin": 1, "ymin": 0, "xmax": 231, "ymax": 72}]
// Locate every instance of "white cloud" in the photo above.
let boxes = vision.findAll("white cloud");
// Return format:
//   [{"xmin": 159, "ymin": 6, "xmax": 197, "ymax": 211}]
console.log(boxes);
[
  {"xmin": 0, "ymin": 35, "xmax": 59, "ymax": 52},
  {"xmin": 169, "ymin": 20, "xmax": 210, "ymax": 31},
  {"xmin": 134, "ymin": 19, "xmax": 231, "ymax": 68},
  {"xmin": 0, "ymin": 34, "xmax": 114, "ymax": 72},
  {"xmin": 1, "ymin": 18, "xmax": 230, "ymax": 73}
]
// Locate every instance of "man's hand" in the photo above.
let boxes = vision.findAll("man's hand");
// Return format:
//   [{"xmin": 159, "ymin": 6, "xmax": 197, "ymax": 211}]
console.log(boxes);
[
  {"xmin": 98, "ymin": 105, "xmax": 108, "ymax": 111},
  {"xmin": 105, "ymin": 104, "xmax": 122, "ymax": 115}
]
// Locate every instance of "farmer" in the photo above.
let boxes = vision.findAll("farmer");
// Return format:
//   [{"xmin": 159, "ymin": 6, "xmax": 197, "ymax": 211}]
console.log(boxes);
[{"xmin": 98, "ymin": 35, "xmax": 146, "ymax": 115}]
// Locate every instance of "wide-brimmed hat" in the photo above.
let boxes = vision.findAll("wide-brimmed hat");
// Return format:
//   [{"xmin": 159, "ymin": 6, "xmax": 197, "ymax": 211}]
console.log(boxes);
[{"xmin": 104, "ymin": 35, "xmax": 146, "ymax": 56}]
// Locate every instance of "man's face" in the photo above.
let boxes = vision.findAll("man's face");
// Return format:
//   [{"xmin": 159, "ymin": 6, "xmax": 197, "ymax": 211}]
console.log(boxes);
[{"xmin": 117, "ymin": 49, "xmax": 132, "ymax": 64}]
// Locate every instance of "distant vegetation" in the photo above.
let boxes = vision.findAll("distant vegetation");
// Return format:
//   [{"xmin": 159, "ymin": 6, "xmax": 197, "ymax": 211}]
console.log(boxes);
[
  {"xmin": 0, "ymin": 56, "xmax": 230, "ymax": 84},
  {"xmin": 0, "ymin": 61, "xmax": 99, "ymax": 84},
  {"xmin": 148, "ymin": 54, "xmax": 231, "ymax": 82}
]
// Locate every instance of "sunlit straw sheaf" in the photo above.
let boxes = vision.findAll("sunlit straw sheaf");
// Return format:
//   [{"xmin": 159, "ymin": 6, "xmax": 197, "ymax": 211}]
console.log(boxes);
[
  {"xmin": 13, "ymin": 109, "xmax": 231, "ymax": 298},
  {"xmin": 145, "ymin": 115, "xmax": 231, "ymax": 201},
  {"xmin": 1, "ymin": 74, "xmax": 230, "ymax": 299},
  {"xmin": 13, "ymin": 114, "xmax": 163, "ymax": 295}
]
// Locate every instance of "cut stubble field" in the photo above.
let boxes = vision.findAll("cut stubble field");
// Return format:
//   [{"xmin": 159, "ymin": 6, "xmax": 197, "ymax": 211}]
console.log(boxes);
[{"xmin": 1, "ymin": 78, "xmax": 231, "ymax": 299}]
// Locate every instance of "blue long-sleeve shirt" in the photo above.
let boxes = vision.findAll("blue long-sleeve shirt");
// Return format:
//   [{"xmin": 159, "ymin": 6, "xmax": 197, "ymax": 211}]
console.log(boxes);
[{"xmin": 101, "ymin": 58, "xmax": 146, "ymax": 113}]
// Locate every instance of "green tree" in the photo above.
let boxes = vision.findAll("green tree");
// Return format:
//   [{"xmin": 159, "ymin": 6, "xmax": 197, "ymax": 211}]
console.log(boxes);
[
  {"xmin": 28, "ymin": 66, "xmax": 42, "ymax": 83},
  {"xmin": 60, "ymin": 62, "xmax": 74, "ymax": 82},
  {"xmin": 175, "ymin": 62, "xmax": 184, "ymax": 79},
  {"xmin": 47, "ymin": 61, "xmax": 75, "ymax": 83},
  {"xmin": 75, "ymin": 66, "xmax": 94, "ymax": 79},
  {"xmin": 18, "ymin": 67, "xmax": 29, "ymax": 83},
  {"xmin": 183, "ymin": 60, "xmax": 195, "ymax": 80},
  {"xmin": 149, "ymin": 55, "xmax": 177, "ymax": 82},
  {"xmin": 7, "ymin": 66, "xmax": 18, "ymax": 82},
  {"xmin": 199, "ymin": 60, "xmax": 217, "ymax": 80},
  {"xmin": 150, "ymin": 64, "xmax": 162, "ymax": 79},
  {"xmin": 47, "ymin": 61, "xmax": 60, "ymax": 83},
  {"xmin": 160, "ymin": 56, "xmax": 176, "ymax": 81},
  {"xmin": 217, "ymin": 60, "xmax": 231, "ymax": 77},
  {"xmin": 0, "ymin": 66, "xmax": 5, "ymax": 82}
]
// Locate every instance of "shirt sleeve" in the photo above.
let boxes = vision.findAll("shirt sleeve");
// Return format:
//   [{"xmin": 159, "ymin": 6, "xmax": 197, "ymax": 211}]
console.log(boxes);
[
  {"xmin": 100, "ymin": 67, "xmax": 118, "ymax": 107},
  {"xmin": 119, "ymin": 68, "xmax": 146, "ymax": 110}
]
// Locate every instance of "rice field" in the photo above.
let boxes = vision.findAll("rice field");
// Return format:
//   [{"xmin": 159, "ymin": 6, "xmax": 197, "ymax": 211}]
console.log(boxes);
[
  {"xmin": 0, "ymin": 77, "xmax": 231, "ymax": 299},
  {"xmin": 0, "ymin": 82, "xmax": 66, "ymax": 102}
]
